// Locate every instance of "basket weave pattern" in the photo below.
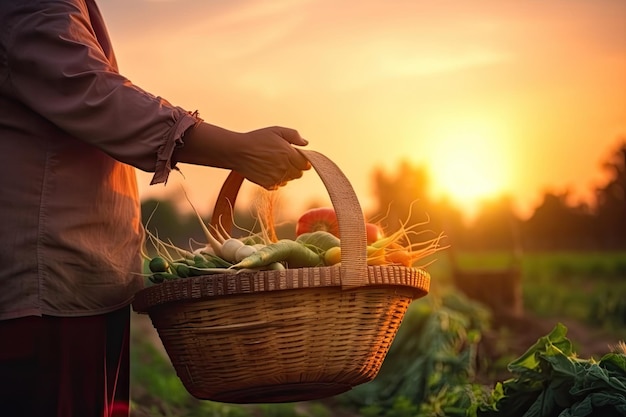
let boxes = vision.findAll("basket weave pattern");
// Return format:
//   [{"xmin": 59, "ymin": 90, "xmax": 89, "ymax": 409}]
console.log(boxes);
[{"xmin": 133, "ymin": 151, "xmax": 431, "ymax": 403}]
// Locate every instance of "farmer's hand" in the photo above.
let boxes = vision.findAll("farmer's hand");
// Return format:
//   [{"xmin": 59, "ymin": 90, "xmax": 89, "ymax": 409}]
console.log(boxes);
[
  {"xmin": 236, "ymin": 126, "xmax": 311, "ymax": 189},
  {"xmin": 174, "ymin": 122, "xmax": 311, "ymax": 190}
]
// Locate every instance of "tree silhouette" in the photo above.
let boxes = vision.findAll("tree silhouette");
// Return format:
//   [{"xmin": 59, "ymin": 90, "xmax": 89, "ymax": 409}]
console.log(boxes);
[
  {"xmin": 595, "ymin": 139, "xmax": 626, "ymax": 249},
  {"xmin": 522, "ymin": 191, "xmax": 595, "ymax": 250},
  {"xmin": 470, "ymin": 196, "xmax": 521, "ymax": 251},
  {"xmin": 369, "ymin": 160, "xmax": 467, "ymax": 254},
  {"xmin": 139, "ymin": 137, "xmax": 626, "ymax": 252},
  {"xmin": 370, "ymin": 160, "xmax": 434, "ymax": 230}
]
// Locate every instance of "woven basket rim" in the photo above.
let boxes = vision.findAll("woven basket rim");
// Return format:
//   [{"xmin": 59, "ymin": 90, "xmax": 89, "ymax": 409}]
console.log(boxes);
[{"xmin": 133, "ymin": 264, "xmax": 430, "ymax": 313}]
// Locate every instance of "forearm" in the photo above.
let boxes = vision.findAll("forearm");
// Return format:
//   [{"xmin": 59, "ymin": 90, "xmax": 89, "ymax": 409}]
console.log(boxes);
[
  {"xmin": 173, "ymin": 122, "xmax": 311, "ymax": 190},
  {"xmin": 173, "ymin": 122, "xmax": 245, "ymax": 171}
]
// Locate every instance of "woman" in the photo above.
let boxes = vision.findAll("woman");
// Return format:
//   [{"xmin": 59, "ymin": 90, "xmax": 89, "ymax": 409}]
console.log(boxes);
[{"xmin": 0, "ymin": 0, "xmax": 310, "ymax": 415}]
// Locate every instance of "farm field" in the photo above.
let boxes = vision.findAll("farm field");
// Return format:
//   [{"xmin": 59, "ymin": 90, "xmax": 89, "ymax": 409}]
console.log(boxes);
[{"xmin": 129, "ymin": 250, "xmax": 626, "ymax": 417}]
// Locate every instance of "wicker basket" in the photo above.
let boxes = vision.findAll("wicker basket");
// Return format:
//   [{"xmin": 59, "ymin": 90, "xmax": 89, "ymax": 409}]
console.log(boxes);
[{"xmin": 132, "ymin": 150, "xmax": 430, "ymax": 404}]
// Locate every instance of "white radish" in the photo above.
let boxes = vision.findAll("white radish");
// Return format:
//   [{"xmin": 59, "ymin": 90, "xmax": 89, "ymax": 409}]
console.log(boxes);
[
  {"xmin": 235, "ymin": 244, "xmax": 258, "ymax": 262},
  {"xmin": 221, "ymin": 238, "xmax": 245, "ymax": 262}
]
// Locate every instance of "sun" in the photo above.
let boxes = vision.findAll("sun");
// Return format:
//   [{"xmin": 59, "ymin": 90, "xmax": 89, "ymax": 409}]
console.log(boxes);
[{"xmin": 426, "ymin": 122, "xmax": 510, "ymax": 216}]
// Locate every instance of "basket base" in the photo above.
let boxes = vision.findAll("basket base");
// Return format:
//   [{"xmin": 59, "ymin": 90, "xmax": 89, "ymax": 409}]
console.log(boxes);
[{"xmin": 200, "ymin": 382, "xmax": 353, "ymax": 404}]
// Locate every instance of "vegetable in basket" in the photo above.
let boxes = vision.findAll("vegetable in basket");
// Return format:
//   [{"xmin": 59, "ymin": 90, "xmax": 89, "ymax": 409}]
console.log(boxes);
[
  {"xmin": 295, "ymin": 207, "xmax": 384, "ymax": 245},
  {"xmin": 146, "ymin": 250, "xmax": 236, "ymax": 283},
  {"xmin": 323, "ymin": 220, "xmax": 446, "ymax": 268},
  {"xmin": 143, "ymin": 195, "xmax": 447, "ymax": 281},
  {"xmin": 295, "ymin": 230, "xmax": 340, "ymax": 254},
  {"xmin": 232, "ymin": 239, "xmax": 323, "ymax": 269},
  {"xmin": 295, "ymin": 207, "xmax": 340, "ymax": 237}
]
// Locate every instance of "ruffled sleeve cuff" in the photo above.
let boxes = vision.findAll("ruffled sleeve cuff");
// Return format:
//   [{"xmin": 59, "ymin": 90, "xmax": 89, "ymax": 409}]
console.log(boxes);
[{"xmin": 150, "ymin": 109, "xmax": 203, "ymax": 185}]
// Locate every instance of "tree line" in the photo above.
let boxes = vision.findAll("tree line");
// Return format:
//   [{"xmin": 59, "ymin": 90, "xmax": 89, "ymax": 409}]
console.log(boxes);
[
  {"xmin": 141, "ymin": 139, "xmax": 626, "ymax": 252},
  {"xmin": 369, "ymin": 139, "xmax": 626, "ymax": 251}
]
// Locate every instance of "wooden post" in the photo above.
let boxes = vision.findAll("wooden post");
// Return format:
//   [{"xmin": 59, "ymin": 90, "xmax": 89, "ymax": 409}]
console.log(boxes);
[{"xmin": 450, "ymin": 260, "xmax": 524, "ymax": 321}]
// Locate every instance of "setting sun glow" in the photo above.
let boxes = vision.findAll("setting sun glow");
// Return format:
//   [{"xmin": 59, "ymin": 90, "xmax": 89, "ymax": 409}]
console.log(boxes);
[{"xmin": 427, "ymin": 122, "xmax": 510, "ymax": 215}]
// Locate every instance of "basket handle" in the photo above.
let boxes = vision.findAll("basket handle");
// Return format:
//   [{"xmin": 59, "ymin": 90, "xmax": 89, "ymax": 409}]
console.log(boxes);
[{"xmin": 210, "ymin": 149, "xmax": 368, "ymax": 289}]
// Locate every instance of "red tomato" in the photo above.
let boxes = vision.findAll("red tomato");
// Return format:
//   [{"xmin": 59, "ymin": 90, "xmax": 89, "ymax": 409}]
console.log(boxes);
[
  {"xmin": 365, "ymin": 222, "xmax": 384, "ymax": 245},
  {"xmin": 296, "ymin": 207, "xmax": 340, "ymax": 237}
]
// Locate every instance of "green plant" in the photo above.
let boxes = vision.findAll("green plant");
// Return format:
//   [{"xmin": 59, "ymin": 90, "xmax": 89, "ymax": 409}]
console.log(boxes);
[
  {"xmin": 338, "ymin": 292, "xmax": 492, "ymax": 416},
  {"xmin": 387, "ymin": 396, "xmax": 419, "ymax": 417},
  {"xmin": 130, "ymin": 334, "xmax": 190, "ymax": 408},
  {"xmin": 306, "ymin": 402, "xmax": 332, "ymax": 417},
  {"xmin": 477, "ymin": 323, "xmax": 626, "ymax": 417},
  {"xmin": 255, "ymin": 403, "xmax": 305, "ymax": 417}
]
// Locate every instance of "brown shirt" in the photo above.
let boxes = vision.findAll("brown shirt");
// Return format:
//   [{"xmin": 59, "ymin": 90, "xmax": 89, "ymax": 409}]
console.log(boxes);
[{"xmin": 0, "ymin": 0, "xmax": 199, "ymax": 319}]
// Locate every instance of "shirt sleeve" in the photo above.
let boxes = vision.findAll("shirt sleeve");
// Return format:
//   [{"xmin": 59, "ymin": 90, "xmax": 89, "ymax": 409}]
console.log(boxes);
[{"xmin": 4, "ymin": 0, "xmax": 200, "ymax": 184}]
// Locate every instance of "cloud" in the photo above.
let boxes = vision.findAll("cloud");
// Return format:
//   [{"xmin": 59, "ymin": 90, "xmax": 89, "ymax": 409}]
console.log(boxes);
[
  {"xmin": 105, "ymin": 0, "xmax": 625, "ymax": 102},
  {"xmin": 202, "ymin": 0, "xmax": 313, "ymax": 30},
  {"xmin": 201, "ymin": 4, "xmax": 515, "ymax": 95}
]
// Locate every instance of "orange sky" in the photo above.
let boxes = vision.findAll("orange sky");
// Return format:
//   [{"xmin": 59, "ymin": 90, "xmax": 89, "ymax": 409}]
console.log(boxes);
[{"xmin": 100, "ymin": 0, "xmax": 626, "ymax": 222}]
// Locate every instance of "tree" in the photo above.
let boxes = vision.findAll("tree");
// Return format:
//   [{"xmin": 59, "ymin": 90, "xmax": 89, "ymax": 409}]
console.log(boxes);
[
  {"xmin": 470, "ymin": 196, "xmax": 521, "ymax": 251},
  {"xmin": 522, "ymin": 191, "xmax": 594, "ymax": 250},
  {"xmin": 370, "ymin": 160, "xmax": 432, "ymax": 228},
  {"xmin": 594, "ymin": 139, "xmax": 626, "ymax": 249}
]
